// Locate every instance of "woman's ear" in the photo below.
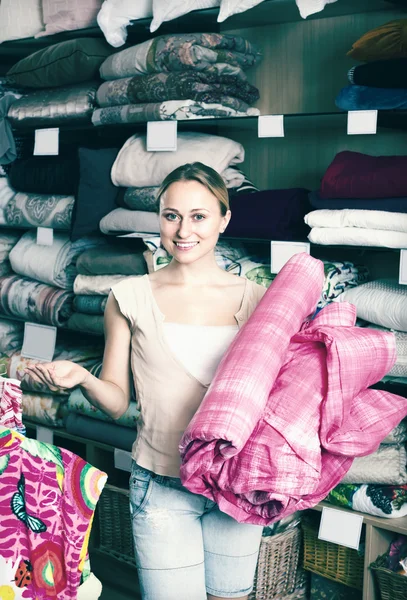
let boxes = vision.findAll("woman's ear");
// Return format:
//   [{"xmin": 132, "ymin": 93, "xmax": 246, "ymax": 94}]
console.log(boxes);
[{"xmin": 220, "ymin": 209, "xmax": 232, "ymax": 233}]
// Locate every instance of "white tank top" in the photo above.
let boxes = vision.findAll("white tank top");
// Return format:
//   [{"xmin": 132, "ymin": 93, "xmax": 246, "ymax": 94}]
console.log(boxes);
[{"xmin": 163, "ymin": 323, "xmax": 239, "ymax": 386}]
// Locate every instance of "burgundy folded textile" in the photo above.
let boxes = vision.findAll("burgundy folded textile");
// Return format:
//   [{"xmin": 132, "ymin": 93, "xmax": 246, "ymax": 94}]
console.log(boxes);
[
  {"xmin": 321, "ymin": 151, "xmax": 407, "ymax": 199},
  {"xmin": 222, "ymin": 188, "xmax": 311, "ymax": 239}
]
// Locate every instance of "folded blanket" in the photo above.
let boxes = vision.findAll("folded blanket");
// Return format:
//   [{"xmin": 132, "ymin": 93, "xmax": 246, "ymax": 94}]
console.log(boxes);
[
  {"xmin": 326, "ymin": 483, "xmax": 407, "ymax": 518},
  {"xmin": 0, "ymin": 177, "xmax": 15, "ymax": 225},
  {"xmin": 179, "ymin": 255, "xmax": 403, "ymax": 525},
  {"xmin": 74, "ymin": 274, "xmax": 129, "ymax": 295},
  {"xmin": 22, "ymin": 392, "xmax": 68, "ymax": 427},
  {"xmin": 320, "ymin": 151, "xmax": 407, "ymax": 199},
  {"xmin": 319, "ymin": 261, "xmax": 369, "ymax": 308},
  {"xmin": 99, "ymin": 33, "xmax": 261, "ymax": 80},
  {"xmin": 341, "ymin": 443, "xmax": 407, "ymax": 485},
  {"xmin": 100, "ymin": 208, "xmax": 159, "ymax": 235},
  {"xmin": 366, "ymin": 324, "xmax": 407, "ymax": 378},
  {"xmin": 65, "ymin": 412, "xmax": 136, "ymax": 451},
  {"xmin": 9, "ymin": 155, "xmax": 79, "ymax": 196},
  {"xmin": 222, "ymin": 189, "xmax": 311, "ymax": 240},
  {"xmin": 305, "ymin": 208, "xmax": 407, "ymax": 232},
  {"xmin": 9, "ymin": 231, "xmax": 106, "ymax": 290},
  {"xmin": 5, "ymin": 192, "xmax": 74, "ymax": 230},
  {"xmin": 67, "ymin": 313, "xmax": 105, "ymax": 336},
  {"xmin": 336, "ymin": 84, "xmax": 407, "ymax": 111},
  {"xmin": 9, "ymin": 333, "xmax": 103, "ymax": 395},
  {"xmin": 92, "ymin": 99, "xmax": 259, "ymax": 126},
  {"xmin": 308, "ymin": 226, "xmax": 407, "ymax": 248},
  {"xmin": 7, "ymin": 83, "xmax": 98, "ymax": 128},
  {"xmin": 0, "ymin": 275, "xmax": 73, "ymax": 326},
  {"xmin": 348, "ymin": 58, "xmax": 407, "ymax": 88},
  {"xmin": 0, "ymin": 318, "xmax": 24, "ymax": 353},
  {"xmin": 68, "ymin": 386, "xmax": 140, "ymax": 428},
  {"xmin": 74, "ymin": 295, "xmax": 107, "ymax": 315},
  {"xmin": 77, "ymin": 243, "xmax": 147, "ymax": 276},
  {"xmin": 111, "ymin": 131, "xmax": 244, "ymax": 188},
  {"xmin": 96, "ymin": 71, "xmax": 260, "ymax": 108},
  {"xmin": 0, "ymin": 230, "xmax": 21, "ymax": 262},
  {"xmin": 309, "ymin": 190, "xmax": 407, "ymax": 213}
]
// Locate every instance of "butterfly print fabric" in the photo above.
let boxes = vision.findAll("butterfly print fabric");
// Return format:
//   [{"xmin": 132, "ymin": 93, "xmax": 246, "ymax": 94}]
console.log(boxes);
[{"xmin": 0, "ymin": 427, "xmax": 107, "ymax": 599}]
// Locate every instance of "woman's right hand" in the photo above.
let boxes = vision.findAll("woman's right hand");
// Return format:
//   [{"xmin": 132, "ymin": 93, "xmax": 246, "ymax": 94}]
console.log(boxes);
[{"xmin": 24, "ymin": 360, "xmax": 89, "ymax": 393}]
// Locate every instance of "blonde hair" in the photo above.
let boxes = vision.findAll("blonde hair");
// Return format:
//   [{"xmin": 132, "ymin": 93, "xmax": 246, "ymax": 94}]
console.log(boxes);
[{"xmin": 156, "ymin": 162, "xmax": 230, "ymax": 216}]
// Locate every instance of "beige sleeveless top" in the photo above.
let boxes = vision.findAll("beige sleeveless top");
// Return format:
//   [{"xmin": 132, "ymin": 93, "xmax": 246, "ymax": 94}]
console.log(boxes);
[{"xmin": 111, "ymin": 274, "xmax": 266, "ymax": 477}]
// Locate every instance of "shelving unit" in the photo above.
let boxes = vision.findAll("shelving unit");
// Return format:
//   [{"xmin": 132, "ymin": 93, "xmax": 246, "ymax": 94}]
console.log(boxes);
[{"xmin": 1, "ymin": 1, "xmax": 407, "ymax": 599}]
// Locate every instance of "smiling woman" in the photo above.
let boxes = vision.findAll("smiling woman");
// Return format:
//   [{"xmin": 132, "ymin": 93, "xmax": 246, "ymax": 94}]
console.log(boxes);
[{"xmin": 24, "ymin": 162, "xmax": 267, "ymax": 600}]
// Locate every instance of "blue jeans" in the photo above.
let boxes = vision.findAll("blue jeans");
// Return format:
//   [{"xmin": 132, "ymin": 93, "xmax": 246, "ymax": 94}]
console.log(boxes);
[{"xmin": 129, "ymin": 461, "xmax": 263, "ymax": 600}]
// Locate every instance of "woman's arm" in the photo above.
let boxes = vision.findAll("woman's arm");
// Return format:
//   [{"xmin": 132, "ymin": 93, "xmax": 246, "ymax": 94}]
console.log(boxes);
[{"xmin": 25, "ymin": 293, "xmax": 132, "ymax": 420}]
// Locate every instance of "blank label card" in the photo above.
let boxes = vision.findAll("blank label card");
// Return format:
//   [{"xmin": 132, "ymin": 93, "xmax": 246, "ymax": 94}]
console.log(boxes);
[
  {"xmin": 21, "ymin": 322, "xmax": 57, "ymax": 362},
  {"xmin": 258, "ymin": 115, "xmax": 285, "ymax": 138},
  {"xmin": 347, "ymin": 110, "xmax": 377, "ymax": 135},
  {"xmin": 319, "ymin": 506, "xmax": 363, "ymax": 550},
  {"xmin": 34, "ymin": 128, "xmax": 59, "ymax": 155},
  {"xmin": 147, "ymin": 121, "xmax": 177, "ymax": 151},
  {"xmin": 270, "ymin": 241, "xmax": 310, "ymax": 273}
]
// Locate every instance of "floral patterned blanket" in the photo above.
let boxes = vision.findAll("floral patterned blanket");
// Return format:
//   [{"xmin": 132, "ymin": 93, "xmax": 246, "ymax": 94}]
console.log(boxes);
[
  {"xmin": 96, "ymin": 71, "xmax": 259, "ymax": 108},
  {"xmin": 0, "ymin": 426, "xmax": 107, "ymax": 599},
  {"xmin": 325, "ymin": 483, "xmax": 407, "ymax": 518}
]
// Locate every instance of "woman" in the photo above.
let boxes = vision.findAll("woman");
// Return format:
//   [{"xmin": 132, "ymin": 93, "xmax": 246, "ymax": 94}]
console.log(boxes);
[{"xmin": 25, "ymin": 162, "xmax": 267, "ymax": 600}]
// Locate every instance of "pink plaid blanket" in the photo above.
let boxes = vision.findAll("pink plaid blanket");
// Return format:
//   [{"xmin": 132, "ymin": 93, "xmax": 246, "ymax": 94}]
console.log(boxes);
[{"xmin": 179, "ymin": 254, "xmax": 407, "ymax": 525}]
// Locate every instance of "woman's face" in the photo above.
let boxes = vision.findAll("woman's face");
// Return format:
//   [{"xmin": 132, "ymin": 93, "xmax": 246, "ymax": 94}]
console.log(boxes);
[{"xmin": 159, "ymin": 180, "xmax": 231, "ymax": 264}]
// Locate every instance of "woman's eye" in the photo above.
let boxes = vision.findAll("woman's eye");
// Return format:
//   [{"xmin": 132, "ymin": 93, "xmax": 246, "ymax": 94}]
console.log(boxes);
[
  {"xmin": 194, "ymin": 214, "xmax": 205, "ymax": 221},
  {"xmin": 165, "ymin": 213, "xmax": 178, "ymax": 221}
]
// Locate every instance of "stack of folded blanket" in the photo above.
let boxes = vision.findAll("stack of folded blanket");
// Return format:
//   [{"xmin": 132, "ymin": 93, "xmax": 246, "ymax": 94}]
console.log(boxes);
[
  {"xmin": 93, "ymin": 32, "xmax": 261, "ymax": 126},
  {"xmin": 101, "ymin": 130, "xmax": 255, "ymax": 235},
  {"xmin": 336, "ymin": 18, "xmax": 407, "ymax": 111},
  {"xmin": 306, "ymin": 151, "xmax": 407, "ymax": 248},
  {"xmin": 69, "ymin": 239, "xmax": 147, "ymax": 336}
]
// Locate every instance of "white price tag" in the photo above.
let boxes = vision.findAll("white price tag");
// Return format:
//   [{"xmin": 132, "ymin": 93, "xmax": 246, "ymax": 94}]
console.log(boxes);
[
  {"xmin": 319, "ymin": 506, "xmax": 363, "ymax": 550},
  {"xmin": 146, "ymin": 121, "xmax": 177, "ymax": 151},
  {"xmin": 36, "ymin": 227, "xmax": 53, "ymax": 246},
  {"xmin": 270, "ymin": 241, "xmax": 310, "ymax": 274},
  {"xmin": 347, "ymin": 110, "xmax": 377, "ymax": 135},
  {"xmin": 114, "ymin": 449, "xmax": 133, "ymax": 472},
  {"xmin": 33, "ymin": 128, "xmax": 59, "ymax": 155},
  {"xmin": 258, "ymin": 115, "xmax": 284, "ymax": 138},
  {"xmin": 36, "ymin": 426, "xmax": 54, "ymax": 445},
  {"xmin": 399, "ymin": 249, "xmax": 407, "ymax": 285},
  {"xmin": 21, "ymin": 322, "xmax": 57, "ymax": 362}
]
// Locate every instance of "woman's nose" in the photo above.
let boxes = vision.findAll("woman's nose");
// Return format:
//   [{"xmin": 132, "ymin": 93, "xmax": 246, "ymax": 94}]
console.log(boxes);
[{"xmin": 177, "ymin": 219, "xmax": 193, "ymax": 238}]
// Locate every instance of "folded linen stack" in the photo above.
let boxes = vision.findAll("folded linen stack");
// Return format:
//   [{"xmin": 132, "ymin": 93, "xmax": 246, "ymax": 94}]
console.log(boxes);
[
  {"xmin": 336, "ymin": 19, "xmax": 407, "ymax": 111},
  {"xmin": 93, "ymin": 32, "xmax": 261, "ymax": 126},
  {"xmin": 68, "ymin": 240, "xmax": 147, "ymax": 336},
  {"xmin": 101, "ymin": 129, "xmax": 249, "ymax": 235},
  {"xmin": 306, "ymin": 151, "xmax": 407, "ymax": 248}
]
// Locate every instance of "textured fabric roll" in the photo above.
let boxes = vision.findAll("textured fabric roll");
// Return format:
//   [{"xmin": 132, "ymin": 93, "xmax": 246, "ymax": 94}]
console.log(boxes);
[
  {"xmin": 0, "ymin": 318, "xmax": 24, "ymax": 353},
  {"xmin": 308, "ymin": 226, "xmax": 407, "ymax": 248},
  {"xmin": 74, "ymin": 273, "xmax": 129, "ymax": 295},
  {"xmin": 96, "ymin": 71, "xmax": 259, "ymax": 107},
  {"xmin": 223, "ymin": 189, "xmax": 311, "ymax": 240},
  {"xmin": 305, "ymin": 208, "xmax": 407, "ymax": 232},
  {"xmin": 9, "ymin": 231, "xmax": 106, "ymax": 290},
  {"xmin": 99, "ymin": 208, "xmax": 159, "ymax": 235},
  {"xmin": 336, "ymin": 84, "xmax": 407, "ymax": 111},
  {"xmin": 65, "ymin": 412, "xmax": 136, "ymax": 451},
  {"xmin": 342, "ymin": 443, "xmax": 407, "ymax": 485},
  {"xmin": 9, "ymin": 155, "xmax": 79, "ymax": 195},
  {"xmin": 0, "ymin": 275, "xmax": 73, "ymax": 326},
  {"xmin": 73, "ymin": 295, "xmax": 107, "ymax": 315},
  {"xmin": 348, "ymin": 58, "xmax": 407, "ymax": 88},
  {"xmin": 66, "ymin": 313, "xmax": 105, "ymax": 336},
  {"xmin": 76, "ymin": 243, "xmax": 147, "ymax": 275},
  {"xmin": 309, "ymin": 190, "xmax": 407, "ymax": 213},
  {"xmin": 4, "ymin": 192, "xmax": 74, "ymax": 230},
  {"xmin": 99, "ymin": 32, "xmax": 261, "ymax": 80}
]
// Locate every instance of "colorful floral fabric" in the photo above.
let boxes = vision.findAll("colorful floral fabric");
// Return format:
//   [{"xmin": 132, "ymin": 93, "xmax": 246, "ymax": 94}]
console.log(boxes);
[
  {"xmin": 326, "ymin": 483, "xmax": 407, "ymax": 519},
  {"xmin": 0, "ymin": 426, "xmax": 107, "ymax": 599},
  {"xmin": 0, "ymin": 376, "xmax": 23, "ymax": 433}
]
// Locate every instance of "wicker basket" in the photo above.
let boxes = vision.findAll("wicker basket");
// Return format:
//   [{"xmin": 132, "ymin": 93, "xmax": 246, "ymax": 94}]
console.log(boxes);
[
  {"xmin": 302, "ymin": 518, "xmax": 364, "ymax": 590},
  {"xmin": 370, "ymin": 553, "xmax": 407, "ymax": 600},
  {"xmin": 95, "ymin": 484, "xmax": 136, "ymax": 566},
  {"xmin": 249, "ymin": 525, "xmax": 304, "ymax": 600}
]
